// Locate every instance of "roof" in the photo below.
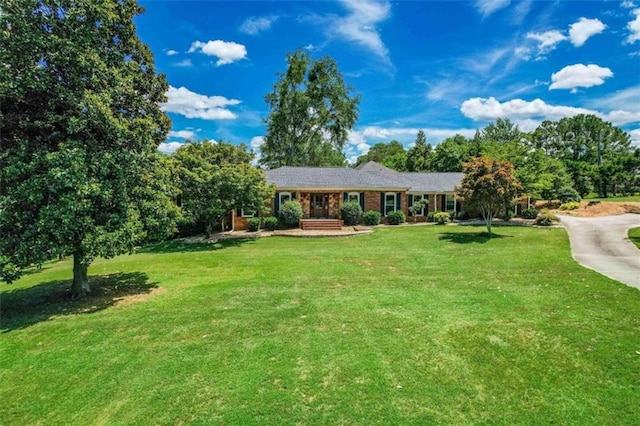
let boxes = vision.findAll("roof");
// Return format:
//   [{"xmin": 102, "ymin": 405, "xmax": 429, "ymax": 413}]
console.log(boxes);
[{"xmin": 265, "ymin": 161, "xmax": 462, "ymax": 193}]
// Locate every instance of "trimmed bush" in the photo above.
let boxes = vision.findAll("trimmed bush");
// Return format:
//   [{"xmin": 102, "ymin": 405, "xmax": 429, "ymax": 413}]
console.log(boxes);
[
  {"xmin": 560, "ymin": 201, "xmax": 580, "ymax": 211},
  {"xmin": 341, "ymin": 201, "xmax": 363, "ymax": 226},
  {"xmin": 455, "ymin": 210, "xmax": 470, "ymax": 220},
  {"xmin": 559, "ymin": 187, "xmax": 581, "ymax": 204},
  {"xmin": 263, "ymin": 216, "xmax": 278, "ymax": 231},
  {"xmin": 247, "ymin": 217, "xmax": 261, "ymax": 232},
  {"xmin": 387, "ymin": 210, "xmax": 406, "ymax": 225},
  {"xmin": 535, "ymin": 209, "xmax": 559, "ymax": 226},
  {"xmin": 501, "ymin": 210, "xmax": 515, "ymax": 221},
  {"xmin": 363, "ymin": 210, "xmax": 381, "ymax": 226},
  {"xmin": 427, "ymin": 211, "xmax": 437, "ymax": 223},
  {"xmin": 279, "ymin": 200, "xmax": 303, "ymax": 227},
  {"xmin": 434, "ymin": 211, "xmax": 451, "ymax": 224},
  {"xmin": 522, "ymin": 208, "xmax": 538, "ymax": 219}
]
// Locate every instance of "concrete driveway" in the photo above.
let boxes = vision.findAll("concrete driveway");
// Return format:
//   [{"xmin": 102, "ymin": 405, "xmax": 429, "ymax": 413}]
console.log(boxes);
[{"xmin": 558, "ymin": 214, "xmax": 640, "ymax": 290}]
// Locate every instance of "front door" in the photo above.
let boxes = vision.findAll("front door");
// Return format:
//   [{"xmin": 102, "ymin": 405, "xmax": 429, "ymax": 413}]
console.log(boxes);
[{"xmin": 311, "ymin": 194, "xmax": 329, "ymax": 218}]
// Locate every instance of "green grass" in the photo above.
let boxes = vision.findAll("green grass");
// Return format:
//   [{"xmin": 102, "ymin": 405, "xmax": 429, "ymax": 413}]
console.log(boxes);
[
  {"xmin": 629, "ymin": 227, "xmax": 640, "ymax": 249},
  {"xmin": 584, "ymin": 195, "xmax": 640, "ymax": 202},
  {"xmin": 2, "ymin": 227, "xmax": 639, "ymax": 424}
]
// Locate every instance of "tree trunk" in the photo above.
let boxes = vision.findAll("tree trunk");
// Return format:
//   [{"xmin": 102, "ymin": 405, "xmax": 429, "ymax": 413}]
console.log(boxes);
[
  {"xmin": 205, "ymin": 222, "xmax": 212, "ymax": 239},
  {"xmin": 72, "ymin": 252, "xmax": 91, "ymax": 298},
  {"xmin": 486, "ymin": 213, "xmax": 493, "ymax": 235}
]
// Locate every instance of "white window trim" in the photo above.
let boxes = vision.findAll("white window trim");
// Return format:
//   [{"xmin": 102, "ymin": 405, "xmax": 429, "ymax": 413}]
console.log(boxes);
[
  {"xmin": 241, "ymin": 208, "xmax": 255, "ymax": 218},
  {"xmin": 347, "ymin": 192, "xmax": 360, "ymax": 203},
  {"xmin": 279, "ymin": 191, "xmax": 292, "ymax": 206},
  {"xmin": 445, "ymin": 194, "xmax": 456, "ymax": 211},
  {"xmin": 412, "ymin": 194, "xmax": 428, "ymax": 216},
  {"xmin": 384, "ymin": 192, "xmax": 397, "ymax": 216}
]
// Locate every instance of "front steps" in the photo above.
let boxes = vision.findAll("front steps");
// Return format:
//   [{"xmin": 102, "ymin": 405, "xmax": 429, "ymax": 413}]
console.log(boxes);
[{"xmin": 299, "ymin": 219, "xmax": 343, "ymax": 231}]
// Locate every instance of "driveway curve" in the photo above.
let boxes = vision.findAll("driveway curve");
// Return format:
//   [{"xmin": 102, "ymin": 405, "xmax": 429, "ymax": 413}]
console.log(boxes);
[{"xmin": 558, "ymin": 213, "xmax": 640, "ymax": 290}]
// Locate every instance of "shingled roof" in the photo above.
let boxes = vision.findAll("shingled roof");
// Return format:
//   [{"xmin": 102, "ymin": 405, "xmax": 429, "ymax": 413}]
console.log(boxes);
[{"xmin": 265, "ymin": 162, "xmax": 462, "ymax": 193}]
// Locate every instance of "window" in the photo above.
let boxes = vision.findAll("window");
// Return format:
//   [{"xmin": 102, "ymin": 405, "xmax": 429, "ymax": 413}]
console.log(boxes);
[
  {"xmin": 385, "ymin": 192, "xmax": 397, "ymax": 216},
  {"xmin": 347, "ymin": 192, "xmax": 360, "ymax": 203},
  {"xmin": 446, "ymin": 194, "xmax": 455, "ymax": 211},
  {"xmin": 412, "ymin": 194, "xmax": 428, "ymax": 216},
  {"xmin": 241, "ymin": 208, "xmax": 256, "ymax": 218},
  {"xmin": 279, "ymin": 192, "xmax": 292, "ymax": 205}
]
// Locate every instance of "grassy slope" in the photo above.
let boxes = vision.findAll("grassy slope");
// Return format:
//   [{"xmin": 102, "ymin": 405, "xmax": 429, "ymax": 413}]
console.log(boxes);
[
  {"xmin": 629, "ymin": 227, "xmax": 640, "ymax": 249},
  {"xmin": 585, "ymin": 195, "xmax": 640, "ymax": 202},
  {"xmin": 1, "ymin": 226, "xmax": 639, "ymax": 424}
]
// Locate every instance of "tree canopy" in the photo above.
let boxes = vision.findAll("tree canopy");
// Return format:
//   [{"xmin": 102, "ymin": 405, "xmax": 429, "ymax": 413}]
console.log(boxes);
[
  {"xmin": 260, "ymin": 49, "xmax": 360, "ymax": 168},
  {"xmin": 171, "ymin": 141, "xmax": 274, "ymax": 238},
  {"xmin": 0, "ymin": 0, "xmax": 173, "ymax": 297},
  {"xmin": 456, "ymin": 157, "xmax": 521, "ymax": 235}
]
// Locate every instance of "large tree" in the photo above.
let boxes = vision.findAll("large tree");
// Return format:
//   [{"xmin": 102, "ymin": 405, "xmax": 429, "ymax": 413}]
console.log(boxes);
[
  {"xmin": 0, "ymin": 0, "xmax": 172, "ymax": 297},
  {"xmin": 260, "ymin": 49, "xmax": 359, "ymax": 168},
  {"xmin": 406, "ymin": 130, "xmax": 433, "ymax": 172},
  {"xmin": 355, "ymin": 140, "xmax": 406, "ymax": 169},
  {"xmin": 430, "ymin": 134, "xmax": 473, "ymax": 172},
  {"xmin": 456, "ymin": 157, "xmax": 520, "ymax": 235},
  {"xmin": 171, "ymin": 141, "xmax": 274, "ymax": 238}
]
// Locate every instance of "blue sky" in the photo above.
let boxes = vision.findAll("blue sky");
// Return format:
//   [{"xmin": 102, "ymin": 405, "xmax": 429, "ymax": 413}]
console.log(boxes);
[{"xmin": 136, "ymin": 0, "xmax": 640, "ymax": 162}]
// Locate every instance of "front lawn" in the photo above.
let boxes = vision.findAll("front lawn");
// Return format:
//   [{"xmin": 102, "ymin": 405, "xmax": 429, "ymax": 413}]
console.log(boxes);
[
  {"xmin": 1, "ymin": 226, "xmax": 639, "ymax": 424},
  {"xmin": 585, "ymin": 195, "xmax": 640, "ymax": 202},
  {"xmin": 629, "ymin": 227, "xmax": 640, "ymax": 249}
]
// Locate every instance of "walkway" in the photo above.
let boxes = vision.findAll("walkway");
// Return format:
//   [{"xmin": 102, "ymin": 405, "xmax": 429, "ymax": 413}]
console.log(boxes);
[{"xmin": 558, "ymin": 214, "xmax": 640, "ymax": 290}]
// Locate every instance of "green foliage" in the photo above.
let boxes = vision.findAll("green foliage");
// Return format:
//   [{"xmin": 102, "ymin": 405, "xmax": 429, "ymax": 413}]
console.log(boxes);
[
  {"xmin": 386, "ymin": 210, "xmax": 406, "ymax": 225},
  {"xmin": 535, "ymin": 209, "xmax": 559, "ymax": 226},
  {"xmin": 558, "ymin": 187, "xmax": 581, "ymax": 203},
  {"xmin": 279, "ymin": 200, "xmax": 304, "ymax": 227},
  {"xmin": 409, "ymin": 199, "xmax": 429, "ymax": 217},
  {"xmin": 356, "ymin": 141, "xmax": 406, "ymax": 170},
  {"xmin": 559, "ymin": 202, "xmax": 580, "ymax": 211},
  {"xmin": 263, "ymin": 216, "xmax": 279, "ymax": 231},
  {"xmin": 340, "ymin": 201, "xmax": 363, "ymax": 226},
  {"xmin": 434, "ymin": 211, "xmax": 451, "ymax": 224},
  {"xmin": 247, "ymin": 218, "xmax": 261, "ymax": 232},
  {"xmin": 171, "ymin": 141, "xmax": 274, "ymax": 238},
  {"xmin": 456, "ymin": 157, "xmax": 521, "ymax": 235},
  {"xmin": 501, "ymin": 210, "xmax": 515, "ymax": 221},
  {"xmin": 260, "ymin": 49, "xmax": 359, "ymax": 167},
  {"xmin": 406, "ymin": 130, "xmax": 433, "ymax": 172},
  {"xmin": 427, "ymin": 211, "xmax": 437, "ymax": 222},
  {"xmin": 0, "ymin": 0, "xmax": 173, "ymax": 296},
  {"xmin": 522, "ymin": 208, "xmax": 539, "ymax": 219},
  {"xmin": 430, "ymin": 135, "xmax": 474, "ymax": 172},
  {"xmin": 363, "ymin": 210, "xmax": 381, "ymax": 226},
  {"xmin": 456, "ymin": 210, "xmax": 470, "ymax": 220}
]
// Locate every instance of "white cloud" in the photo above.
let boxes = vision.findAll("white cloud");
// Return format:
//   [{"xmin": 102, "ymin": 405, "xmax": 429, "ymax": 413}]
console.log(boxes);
[
  {"xmin": 526, "ymin": 30, "xmax": 567, "ymax": 56},
  {"xmin": 329, "ymin": 0, "xmax": 392, "ymax": 63},
  {"xmin": 593, "ymin": 85, "xmax": 640, "ymax": 111},
  {"xmin": 549, "ymin": 64, "xmax": 613, "ymax": 90},
  {"xmin": 168, "ymin": 129, "xmax": 197, "ymax": 139},
  {"xmin": 476, "ymin": 0, "xmax": 511, "ymax": 17},
  {"xmin": 240, "ymin": 15, "xmax": 278, "ymax": 35},
  {"xmin": 173, "ymin": 59, "xmax": 193, "ymax": 68},
  {"xmin": 188, "ymin": 40, "xmax": 247, "ymax": 66},
  {"xmin": 162, "ymin": 86, "xmax": 241, "ymax": 120},
  {"xmin": 622, "ymin": 0, "xmax": 636, "ymax": 9},
  {"xmin": 460, "ymin": 96, "xmax": 640, "ymax": 126},
  {"xmin": 166, "ymin": 49, "xmax": 178, "ymax": 56},
  {"xmin": 626, "ymin": 8, "xmax": 640, "ymax": 43},
  {"xmin": 158, "ymin": 141, "xmax": 183, "ymax": 154},
  {"xmin": 569, "ymin": 18, "xmax": 606, "ymax": 47},
  {"xmin": 348, "ymin": 126, "xmax": 476, "ymax": 146},
  {"xmin": 250, "ymin": 136, "xmax": 264, "ymax": 152},
  {"xmin": 628, "ymin": 129, "xmax": 640, "ymax": 146}
]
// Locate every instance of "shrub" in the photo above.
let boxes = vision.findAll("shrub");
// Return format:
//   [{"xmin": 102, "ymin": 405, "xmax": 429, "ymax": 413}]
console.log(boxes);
[
  {"xmin": 427, "ymin": 211, "xmax": 437, "ymax": 222},
  {"xmin": 279, "ymin": 200, "xmax": 303, "ymax": 227},
  {"xmin": 263, "ymin": 216, "xmax": 278, "ymax": 231},
  {"xmin": 535, "ymin": 209, "xmax": 559, "ymax": 226},
  {"xmin": 387, "ymin": 210, "xmax": 406, "ymax": 225},
  {"xmin": 501, "ymin": 210, "xmax": 515, "ymax": 221},
  {"xmin": 560, "ymin": 201, "xmax": 580, "ymax": 211},
  {"xmin": 455, "ymin": 210, "xmax": 470, "ymax": 220},
  {"xmin": 434, "ymin": 211, "xmax": 451, "ymax": 224},
  {"xmin": 247, "ymin": 217, "xmax": 261, "ymax": 232},
  {"xmin": 363, "ymin": 210, "xmax": 381, "ymax": 226},
  {"xmin": 559, "ymin": 187, "xmax": 581, "ymax": 204},
  {"xmin": 522, "ymin": 208, "xmax": 538, "ymax": 219},
  {"xmin": 341, "ymin": 201, "xmax": 363, "ymax": 226}
]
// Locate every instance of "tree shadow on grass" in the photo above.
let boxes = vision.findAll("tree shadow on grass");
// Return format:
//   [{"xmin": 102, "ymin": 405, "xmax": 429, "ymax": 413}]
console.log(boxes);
[
  {"xmin": 138, "ymin": 237, "xmax": 257, "ymax": 254},
  {"xmin": 438, "ymin": 231, "xmax": 512, "ymax": 244},
  {"xmin": 0, "ymin": 272, "xmax": 157, "ymax": 333}
]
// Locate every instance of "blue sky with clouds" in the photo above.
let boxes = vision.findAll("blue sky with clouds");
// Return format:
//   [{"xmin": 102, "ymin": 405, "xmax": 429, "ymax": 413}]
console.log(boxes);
[{"xmin": 136, "ymin": 0, "xmax": 640, "ymax": 162}]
